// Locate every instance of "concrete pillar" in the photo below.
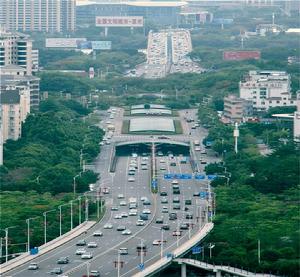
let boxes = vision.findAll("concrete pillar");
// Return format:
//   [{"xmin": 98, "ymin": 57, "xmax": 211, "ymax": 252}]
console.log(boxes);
[
  {"xmin": 216, "ymin": 270, "xmax": 222, "ymax": 277},
  {"xmin": 181, "ymin": 263, "xmax": 187, "ymax": 277}
]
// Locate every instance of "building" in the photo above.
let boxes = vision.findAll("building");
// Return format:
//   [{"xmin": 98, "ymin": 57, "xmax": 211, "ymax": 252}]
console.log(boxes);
[
  {"xmin": 239, "ymin": 71, "xmax": 295, "ymax": 111},
  {"xmin": 31, "ymin": 49, "xmax": 39, "ymax": 72},
  {"xmin": 0, "ymin": 30, "xmax": 37, "ymax": 75},
  {"xmin": 223, "ymin": 94, "xmax": 253, "ymax": 123},
  {"xmin": 0, "ymin": 89, "xmax": 30, "ymax": 143},
  {"xmin": 76, "ymin": 1, "xmax": 186, "ymax": 26},
  {"xmin": 1, "ymin": 65, "xmax": 40, "ymax": 109},
  {"xmin": 0, "ymin": 0, "xmax": 76, "ymax": 33},
  {"xmin": 294, "ymin": 93, "xmax": 300, "ymax": 142},
  {"xmin": 180, "ymin": 10, "xmax": 213, "ymax": 26}
]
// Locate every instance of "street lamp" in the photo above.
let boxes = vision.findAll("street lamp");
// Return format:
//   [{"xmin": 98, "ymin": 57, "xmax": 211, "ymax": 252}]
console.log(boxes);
[
  {"xmin": 78, "ymin": 196, "xmax": 82, "ymax": 225},
  {"xmin": 4, "ymin": 226, "xmax": 17, "ymax": 262},
  {"xmin": 58, "ymin": 203, "xmax": 70, "ymax": 236},
  {"xmin": 26, "ymin": 217, "xmax": 39, "ymax": 252},
  {"xmin": 70, "ymin": 200, "xmax": 76, "ymax": 230},
  {"xmin": 43, "ymin": 209, "xmax": 56, "ymax": 244},
  {"xmin": 73, "ymin": 174, "xmax": 80, "ymax": 199}
]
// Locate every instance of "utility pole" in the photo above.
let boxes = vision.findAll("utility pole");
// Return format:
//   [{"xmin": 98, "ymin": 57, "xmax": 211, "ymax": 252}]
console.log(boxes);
[
  {"xmin": 233, "ymin": 122, "xmax": 239, "ymax": 154},
  {"xmin": 258, "ymin": 239, "xmax": 261, "ymax": 264}
]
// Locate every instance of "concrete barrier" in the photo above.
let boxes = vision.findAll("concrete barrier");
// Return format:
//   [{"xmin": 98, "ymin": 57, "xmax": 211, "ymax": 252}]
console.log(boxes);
[
  {"xmin": 0, "ymin": 221, "xmax": 96, "ymax": 274},
  {"xmin": 132, "ymin": 223, "xmax": 214, "ymax": 277}
]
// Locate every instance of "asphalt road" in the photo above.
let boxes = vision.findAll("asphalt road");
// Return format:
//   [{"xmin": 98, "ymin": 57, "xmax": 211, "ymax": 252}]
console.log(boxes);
[{"xmin": 4, "ymin": 108, "xmax": 219, "ymax": 277}]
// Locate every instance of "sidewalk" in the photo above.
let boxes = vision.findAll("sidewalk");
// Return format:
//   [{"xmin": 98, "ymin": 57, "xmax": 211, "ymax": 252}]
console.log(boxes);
[{"xmin": 0, "ymin": 221, "xmax": 96, "ymax": 274}]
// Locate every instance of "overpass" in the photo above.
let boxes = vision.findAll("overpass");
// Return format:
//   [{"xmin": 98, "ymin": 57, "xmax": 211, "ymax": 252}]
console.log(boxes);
[{"xmin": 174, "ymin": 258, "xmax": 278, "ymax": 277}]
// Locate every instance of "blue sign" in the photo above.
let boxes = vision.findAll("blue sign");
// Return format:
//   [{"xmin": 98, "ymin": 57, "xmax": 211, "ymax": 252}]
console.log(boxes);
[
  {"xmin": 207, "ymin": 175, "xmax": 217, "ymax": 180},
  {"xmin": 138, "ymin": 263, "xmax": 144, "ymax": 270},
  {"xmin": 151, "ymin": 179, "xmax": 157, "ymax": 189},
  {"xmin": 166, "ymin": 253, "xmax": 174, "ymax": 259},
  {"xmin": 192, "ymin": 246, "xmax": 202, "ymax": 254},
  {"xmin": 181, "ymin": 174, "xmax": 192, "ymax": 179},
  {"xmin": 200, "ymin": 192, "xmax": 207, "ymax": 199},
  {"xmin": 195, "ymin": 174, "xmax": 205, "ymax": 180},
  {"xmin": 91, "ymin": 41, "xmax": 112, "ymax": 50},
  {"xmin": 30, "ymin": 247, "xmax": 38, "ymax": 255},
  {"xmin": 164, "ymin": 174, "xmax": 173, "ymax": 179}
]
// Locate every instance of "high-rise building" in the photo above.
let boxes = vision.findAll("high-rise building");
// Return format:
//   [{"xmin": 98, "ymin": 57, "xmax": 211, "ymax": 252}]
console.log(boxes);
[
  {"xmin": 239, "ymin": 71, "xmax": 295, "ymax": 111},
  {"xmin": 0, "ymin": 30, "xmax": 36, "ymax": 75},
  {"xmin": 0, "ymin": 0, "xmax": 76, "ymax": 33},
  {"xmin": 0, "ymin": 88, "xmax": 30, "ymax": 142},
  {"xmin": 1, "ymin": 65, "xmax": 40, "ymax": 109},
  {"xmin": 223, "ymin": 94, "xmax": 253, "ymax": 123}
]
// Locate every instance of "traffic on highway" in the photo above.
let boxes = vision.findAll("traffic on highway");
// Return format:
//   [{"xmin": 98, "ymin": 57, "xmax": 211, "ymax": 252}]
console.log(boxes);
[{"xmin": 4, "ymin": 108, "xmax": 218, "ymax": 277}]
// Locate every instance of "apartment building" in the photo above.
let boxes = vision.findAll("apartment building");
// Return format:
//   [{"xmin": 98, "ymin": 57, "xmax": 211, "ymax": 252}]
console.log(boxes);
[
  {"xmin": 0, "ymin": 0, "xmax": 76, "ymax": 33},
  {"xmin": 223, "ymin": 94, "xmax": 253, "ymax": 123},
  {"xmin": 239, "ymin": 71, "xmax": 295, "ymax": 111},
  {"xmin": 1, "ymin": 65, "xmax": 40, "ymax": 109},
  {"xmin": 0, "ymin": 30, "xmax": 38, "ymax": 75},
  {"xmin": 0, "ymin": 88, "xmax": 30, "ymax": 142}
]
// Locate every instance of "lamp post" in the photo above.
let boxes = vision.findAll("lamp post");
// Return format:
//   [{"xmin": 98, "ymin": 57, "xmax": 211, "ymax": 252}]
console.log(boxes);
[
  {"xmin": 58, "ymin": 203, "xmax": 70, "ymax": 236},
  {"xmin": 43, "ymin": 209, "xmax": 56, "ymax": 244},
  {"xmin": 78, "ymin": 196, "xmax": 82, "ymax": 225},
  {"xmin": 73, "ymin": 174, "xmax": 80, "ymax": 199},
  {"xmin": 4, "ymin": 226, "xmax": 17, "ymax": 262},
  {"xmin": 70, "ymin": 200, "xmax": 76, "ymax": 230},
  {"xmin": 85, "ymin": 194, "xmax": 89, "ymax": 221},
  {"xmin": 26, "ymin": 217, "xmax": 39, "ymax": 252}
]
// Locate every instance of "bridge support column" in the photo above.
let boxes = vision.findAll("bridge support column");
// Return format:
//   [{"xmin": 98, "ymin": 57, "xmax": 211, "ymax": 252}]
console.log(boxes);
[
  {"xmin": 181, "ymin": 263, "xmax": 186, "ymax": 277},
  {"xmin": 215, "ymin": 270, "xmax": 222, "ymax": 277}
]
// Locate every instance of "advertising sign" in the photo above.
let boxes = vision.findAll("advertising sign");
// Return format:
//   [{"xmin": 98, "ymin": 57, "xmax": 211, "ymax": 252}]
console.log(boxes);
[
  {"xmin": 91, "ymin": 41, "xmax": 112, "ymax": 50},
  {"xmin": 96, "ymin": 16, "xmax": 144, "ymax": 27},
  {"xmin": 223, "ymin": 51, "xmax": 261, "ymax": 61},
  {"xmin": 46, "ymin": 38, "xmax": 87, "ymax": 48}
]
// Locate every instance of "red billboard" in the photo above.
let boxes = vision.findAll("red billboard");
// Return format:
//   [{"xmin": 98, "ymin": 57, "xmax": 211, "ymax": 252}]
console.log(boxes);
[{"xmin": 223, "ymin": 51, "xmax": 261, "ymax": 61}]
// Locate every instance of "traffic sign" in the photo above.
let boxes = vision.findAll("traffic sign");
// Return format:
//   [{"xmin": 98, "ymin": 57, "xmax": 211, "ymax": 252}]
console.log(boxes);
[
  {"xmin": 166, "ymin": 253, "xmax": 174, "ymax": 259},
  {"xmin": 195, "ymin": 174, "xmax": 205, "ymax": 180},
  {"xmin": 181, "ymin": 174, "xmax": 192, "ymax": 179},
  {"xmin": 151, "ymin": 179, "xmax": 157, "ymax": 189},
  {"xmin": 30, "ymin": 247, "xmax": 38, "ymax": 255},
  {"xmin": 192, "ymin": 246, "xmax": 202, "ymax": 254},
  {"xmin": 138, "ymin": 263, "xmax": 144, "ymax": 270},
  {"xmin": 207, "ymin": 175, "xmax": 217, "ymax": 180},
  {"xmin": 164, "ymin": 174, "xmax": 173, "ymax": 180},
  {"xmin": 200, "ymin": 192, "xmax": 207, "ymax": 199}
]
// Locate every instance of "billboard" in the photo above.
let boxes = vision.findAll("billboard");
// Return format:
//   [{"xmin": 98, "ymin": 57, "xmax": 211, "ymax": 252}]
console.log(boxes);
[
  {"xmin": 46, "ymin": 38, "xmax": 87, "ymax": 48},
  {"xmin": 95, "ymin": 16, "xmax": 144, "ymax": 27},
  {"xmin": 91, "ymin": 41, "xmax": 112, "ymax": 50},
  {"xmin": 223, "ymin": 51, "xmax": 261, "ymax": 61}
]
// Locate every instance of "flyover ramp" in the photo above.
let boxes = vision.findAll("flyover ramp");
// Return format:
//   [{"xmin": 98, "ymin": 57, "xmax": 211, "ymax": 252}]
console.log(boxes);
[
  {"xmin": 174, "ymin": 258, "xmax": 278, "ymax": 277},
  {"xmin": 132, "ymin": 222, "xmax": 213, "ymax": 277}
]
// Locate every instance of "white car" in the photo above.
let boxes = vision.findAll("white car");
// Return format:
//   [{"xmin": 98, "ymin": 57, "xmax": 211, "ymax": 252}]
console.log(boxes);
[
  {"xmin": 93, "ymin": 231, "xmax": 103, "ymax": 237},
  {"xmin": 160, "ymin": 159, "xmax": 165, "ymax": 163},
  {"xmin": 142, "ymin": 209, "xmax": 151, "ymax": 214},
  {"xmin": 142, "ymin": 157, "xmax": 148, "ymax": 161},
  {"xmin": 87, "ymin": 242, "xmax": 98, "ymax": 248},
  {"xmin": 81, "ymin": 252, "xmax": 93, "ymax": 259},
  {"xmin": 132, "ymin": 153, "xmax": 138, "ymax": 158},
  {"xmin": 141, "ymin": 196, "xmax": 147, "ymax": 202},
  {"xmin": 76, "ymin": 248, "xmax": 86, "ymax": 255},
  {"xmin": 128, "ymin": 177, "xmax": 135, "ymax": 182},
  {"xmin": 121, "ymin": 212, "xmax": 128, "ymax": 218},
  {"xmin": 141, "ymin": 165, "xmax": 148, "ymax": 170},
  {"xmin": 99, "ymin": 142, "xmax": 104, "ymax": 146},
  {"xmin": 152, "ymin": 239, "xmax": 162, "ymax": 246},
  {"xmin": 122, "ymin": 229, "xmax": 132, "ymax": 235},
  {"xmin": 28, "ymin": 262, "xmax": 39, "ymax": 270},
  {"xmin": 129, "ymin": 209, "xmax": 137, "ymax": 216},
  {"xmin": 114, "ymin": 214, "xmax": 122, "ymax": 219},
  {"xmin": 117, "ymin": 194, "xmax": 124, "ymax": 199},
  {"xmin": 195, "ymin": 146, "xmax": 201, "ymax": 151},
  {"xmin": 120, "ymin": 201, "xmax": 127, "ymax": 206},
  {"xmin": 136, "ymin": 219, "xmax": 145, "ymax": 226},
  {"xmin": 104, "ymin": 223, "xmax": 113, "ymax": 229}
]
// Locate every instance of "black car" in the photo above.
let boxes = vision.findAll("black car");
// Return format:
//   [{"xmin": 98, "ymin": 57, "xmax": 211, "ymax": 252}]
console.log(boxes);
[
  {"xmin": 173, "ymin": 189, "xmax": 180, "ymax": 194},
  {"xmin": 137, "ymin": 244, "xmax": 147, "ymax": 250},
  {"xmin": 161, "ymin": 224, "xmax": 170, "ymax": 230},
  {"xmin": 185, "ymin": 199, "xmax": 192, "ymax": 205},
  {"xmin": 160, "ymin": 191, "xmax": 168, "ymax": 196},
  {"xmin": 76, "ymin": 240, "xmax": 86, "ymax": 246},
  {"xmin": 57, "ymin": 257, "xmax": 69, "ymax": 264}
]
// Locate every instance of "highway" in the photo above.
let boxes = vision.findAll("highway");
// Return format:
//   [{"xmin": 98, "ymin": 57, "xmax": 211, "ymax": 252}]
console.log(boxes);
[{"xmin": 3, "ymin": 108, "xmax": 218, "ymax": 277}]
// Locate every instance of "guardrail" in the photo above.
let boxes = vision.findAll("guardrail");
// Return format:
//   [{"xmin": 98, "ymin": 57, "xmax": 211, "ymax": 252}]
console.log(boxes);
[{"xmin": 132, "ymin": 223, "xmax": 214, "ymax": 277}]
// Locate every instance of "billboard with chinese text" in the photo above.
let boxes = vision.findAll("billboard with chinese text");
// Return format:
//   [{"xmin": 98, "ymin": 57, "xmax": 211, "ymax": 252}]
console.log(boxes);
[{"xmin": 95, "ymin": 16, "xmax": 144, "ymax": 27}]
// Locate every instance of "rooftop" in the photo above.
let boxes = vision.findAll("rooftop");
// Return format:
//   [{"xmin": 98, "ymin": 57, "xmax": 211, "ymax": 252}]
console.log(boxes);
[{"xmin": 129, "ymin": 117, "xmax": 175, "ymax": 132}]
